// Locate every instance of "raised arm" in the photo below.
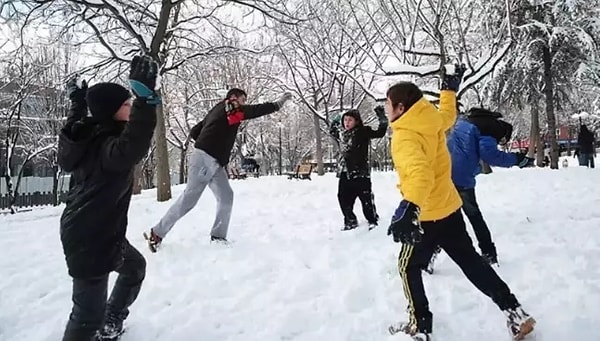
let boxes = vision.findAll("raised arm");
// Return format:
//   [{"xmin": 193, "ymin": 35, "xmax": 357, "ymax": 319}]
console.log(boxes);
[
  {"xmin": 101, "ymin": 101, "xmax": 157, "ymax": 171},
  {"xmin": 366, "ymin": 106, "xmax": 389, "ymax": 138},
  {"xmin": 242, "ymin": 92, "xmax": 292, "ymax": 120},
  {"xmin": 101, "ymin": 55, "xmax": 160, "ymax": 172}
]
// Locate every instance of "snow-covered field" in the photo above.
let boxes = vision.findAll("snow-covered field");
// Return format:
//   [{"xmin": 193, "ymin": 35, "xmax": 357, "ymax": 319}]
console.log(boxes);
[{"xmin": 1, "ymin": 158, "xmax": 599, "ymax": 341}]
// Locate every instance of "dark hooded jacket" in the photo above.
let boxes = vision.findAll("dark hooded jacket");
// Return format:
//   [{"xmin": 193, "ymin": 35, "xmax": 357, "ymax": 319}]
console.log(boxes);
[
  {"xmin": 577, "ymin": 124, "xmax": 595, "ymax": 154},
  {"xmin": 330, "ymin": 110, "xmax": 388, "ymax": 179},
  {"xmin": 190, "ymin": 100, "xmax": 280, "ymax": 166},
  {"xmin": 58, "ymin": 100, "xmax": 156, "ymax": 278}
]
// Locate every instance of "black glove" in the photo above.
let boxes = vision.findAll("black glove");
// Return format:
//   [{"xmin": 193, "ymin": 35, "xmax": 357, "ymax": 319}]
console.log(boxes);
[
  {"xmin": 66, "ymin": 75, "xmax": 88, "ymax": 121},
  {"xmin": 514, "ymin": 152, "xmax": 534, "ymax": 168},
  {"xmin": 129, "ymin": 55, "xmax": 161, "ymax": 105},
  {"xmin": 441, "ymin": 63, "xmax": 467, "ymax": 92},
  {"xmin": 387, "ymin": 200, "xmax": 424, "ymax": 244},
  {"xmin": 66, "ymin": 76, "xmax": 88, "ymax": 103},
  {"xmin": 374, "ymin": 105, "xmax": 386, "ymax": 120}
]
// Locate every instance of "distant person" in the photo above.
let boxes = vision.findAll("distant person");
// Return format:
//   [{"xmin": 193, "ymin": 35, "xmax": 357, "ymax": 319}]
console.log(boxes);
[
  {"xmin": 574, "ymin": 124, "xmax": 595, "ymax": 168},
  {"xmin": 329, "ymin": 107, "xmax": 388, "ymax": 230},
  {"xmin": 145, "ymin": 89, "xmax": 291, "ymax": 251}
]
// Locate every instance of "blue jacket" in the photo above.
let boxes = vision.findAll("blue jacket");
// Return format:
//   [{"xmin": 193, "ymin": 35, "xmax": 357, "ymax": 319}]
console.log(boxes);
[{"xmin": 447, "ymin": 118, "xmax": 517, "ymax": 189}]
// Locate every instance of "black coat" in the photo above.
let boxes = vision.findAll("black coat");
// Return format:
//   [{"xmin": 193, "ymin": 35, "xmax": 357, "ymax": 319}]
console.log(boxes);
[
  {"xmin": 577, "ymin": 125, "xmax": 595, "ymax": 154},
  {"xmin": 330, "ymin": 117, "xmax": 387, "ymax": 179},
  {"xmin": 58, "ymin": 100, "xmax": 156, "ymax": 278},
  {"xmin": 190, "ymin": 100, "xmax": 280, "ymax": 166}
]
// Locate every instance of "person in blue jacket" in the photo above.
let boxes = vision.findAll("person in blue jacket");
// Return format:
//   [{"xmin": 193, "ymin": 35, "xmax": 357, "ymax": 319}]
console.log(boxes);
[{"xmin": 446, "ymin": 108, "xmax": 533, "ymax": 265}]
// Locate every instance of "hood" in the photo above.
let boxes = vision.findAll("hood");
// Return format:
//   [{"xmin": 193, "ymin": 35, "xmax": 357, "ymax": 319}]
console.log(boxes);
[
  {"xmin": 58, "ymin": 119, "xmax": 125, "ymax": 172},
  {"xmin": 390, "ymin": 97, "xmax": 443, "ymax": 137},
  {"xmin": 466, "ymin": 115, "xmax": 511, "ymax": 143}
]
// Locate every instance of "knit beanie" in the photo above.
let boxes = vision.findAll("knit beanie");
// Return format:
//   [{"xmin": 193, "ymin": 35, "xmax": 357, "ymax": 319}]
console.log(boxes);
[{"xmin": 86, "ymin": 83, "xmax": 131, "ymax": 122}]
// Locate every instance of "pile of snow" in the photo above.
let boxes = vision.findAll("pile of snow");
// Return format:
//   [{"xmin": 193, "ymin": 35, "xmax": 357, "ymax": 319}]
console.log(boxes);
[{"xmin": 2, "ymin": 167, "xmax": 599, "ymax": 340}]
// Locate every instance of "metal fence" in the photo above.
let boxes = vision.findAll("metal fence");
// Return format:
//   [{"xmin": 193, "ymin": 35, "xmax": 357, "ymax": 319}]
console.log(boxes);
[{"xmin": 0, "ymin": 191, "xmax": 68, "ymax": 210}]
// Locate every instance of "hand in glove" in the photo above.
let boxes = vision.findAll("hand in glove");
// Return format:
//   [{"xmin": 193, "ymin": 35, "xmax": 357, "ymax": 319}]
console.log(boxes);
[
  {"xmin": 329, "ymin": 114, "xmax": 341, "ymax": 137},
  {"xmin": 129, "ymin": 55, "xmax": 161, "ymax": 105},
  {"xmin": 441, "ymin": 63, "xmax": 467, "ymax": 92},
  {"xmin": 514, "ymin": 152, "xmax": 534, "ymax": 168},
  {"xmin": 65, "ymin": 75, "xmax": 88, "ymax": 124},
  {"xmin": 275, "ymin": 92, "xmax": 292, "ymax": 109},
  {"xmin": 387, "ymin": 200, "xmax": 424, "ymax": 244},
  {"xmin": 374, "ymin": 105, "xmax": 386, "ymax": 121}
]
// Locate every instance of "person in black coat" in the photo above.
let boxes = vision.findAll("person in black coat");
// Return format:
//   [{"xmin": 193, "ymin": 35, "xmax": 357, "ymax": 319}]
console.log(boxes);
[
  {"xmin": 329, "ymin": 107, "xmax": 388, "ymax": 230},
  {"xmin": 575, "ymin": 124, "xmax": 595, "ymax": 168},
  {"xmin": 59, "ymin": 55, "xmax": 159, "ymax": 341}
]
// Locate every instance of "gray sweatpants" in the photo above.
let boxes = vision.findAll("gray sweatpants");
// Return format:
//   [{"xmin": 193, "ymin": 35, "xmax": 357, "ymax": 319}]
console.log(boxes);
[{"xmin": 152, "ymin": 149, "xmax": 234, "ymax": 239}]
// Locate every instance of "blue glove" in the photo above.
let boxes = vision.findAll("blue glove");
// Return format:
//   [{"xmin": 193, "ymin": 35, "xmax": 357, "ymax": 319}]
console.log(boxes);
[
  {"xmin": 129, "ymin": 55, "xmax": 161, "ymax": 105},
  {"xmin": 329, "ymin": 114, "xmax": 341, "ymax": 136},
  {"xmin": 441, "ymin": 63, "xmax": 467, "ymax": 92},
  {"xmin": 331, "ymin": 114, "xmax": 341, "ymax": 126},
  {"xmin": 387, "ymin": 200, "xmax": 423, "ymax": 244}
]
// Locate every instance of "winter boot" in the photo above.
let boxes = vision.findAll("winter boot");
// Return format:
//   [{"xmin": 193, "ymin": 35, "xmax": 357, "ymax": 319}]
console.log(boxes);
[
  {"xmin": 369, "ymin": 214, "xmax": 379, "ymax": 230},
  {"xmin": 483, "ymin": 253, "xmax": 499, "ymax": 266},
  {"xmin": 143, "ymin": 229, "xmax": 162, "ymax": 253},
  {"xmin": 342, "ymin": 219, "xmax": 358, "ymax": 231},
  {"xmin": 95, "ymin": 313, "xmax": 126, "ymax": 341},
  {"xmin": 210, "ymin": 236, "xmax": 229, "ymax": 244},
  {"xmin": 388, "ymin": 321, "xmax": 432, "ymax": 340},
  {"xmin": 504, "ymin": 306, "xmax": 535, "ymax": 340}
]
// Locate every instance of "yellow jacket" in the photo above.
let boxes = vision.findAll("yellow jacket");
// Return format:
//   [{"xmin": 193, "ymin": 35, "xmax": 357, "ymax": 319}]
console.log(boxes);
[{"xmin": 390, "ymin": 90, "xmax": 462, "ymax": 222}]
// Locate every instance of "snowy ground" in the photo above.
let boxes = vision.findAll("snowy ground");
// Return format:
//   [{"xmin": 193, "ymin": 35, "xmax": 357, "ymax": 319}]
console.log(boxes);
[{"xmin": 1, "ymin": 157, "xmax": 599, "ymax": 341}]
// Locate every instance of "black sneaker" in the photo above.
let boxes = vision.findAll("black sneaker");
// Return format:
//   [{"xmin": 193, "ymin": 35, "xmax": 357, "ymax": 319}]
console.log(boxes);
[
  {"xmin": 96, "ymin": 315, "xmax": 125, "ymax": 341},
  {"xmin": 483, "ymin": 253, "xmax": 499, "ymax": 266},
  {"xmin": 342, "ymin": 220, "xmax": 358, "ymax": 231},
  {"xmin": 368, "ymin": 222, "xmax": 378, "ymax": 230},
  {"xmin": 210, "ymin": 236, "xmax": 229, "ymax": 244}
]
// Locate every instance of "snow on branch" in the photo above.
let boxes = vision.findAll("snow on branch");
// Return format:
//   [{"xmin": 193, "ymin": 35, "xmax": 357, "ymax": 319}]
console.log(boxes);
[{"xmin": 382, "ymin": 63, "xmax": 440, "ymax": 77}]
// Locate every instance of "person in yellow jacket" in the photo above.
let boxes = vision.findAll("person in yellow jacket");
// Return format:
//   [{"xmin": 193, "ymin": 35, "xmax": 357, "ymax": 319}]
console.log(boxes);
[{"xmin": 385, "ymin": 65, "xmax": 535, "ymax": 341}]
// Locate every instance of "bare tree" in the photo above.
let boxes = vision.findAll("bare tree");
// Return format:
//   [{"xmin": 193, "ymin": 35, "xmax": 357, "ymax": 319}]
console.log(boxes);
[
  {"xmin": 4, "ymin": 0, "xmax": 303, "ymax": 200},
  {"xmin": 332, "ymin": 0, "xmax": 514, "ymax": 103},
  {"xmin": 487, "ymin": 0, "xmax": 600, "ymax": 168},
  {"xmin": 274, "ymin": 0, "xmax": 377, "ymax": 175},
  {"xmin": 0, "ymin": 43, "xmax": 72, "ymax": 212}
]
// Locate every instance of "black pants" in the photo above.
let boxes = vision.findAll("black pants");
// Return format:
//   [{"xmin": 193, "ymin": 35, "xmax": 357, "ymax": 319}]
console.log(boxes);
[
  {"xmin": 457, "ymin": 187, "xmax": 497, "ymax": 258},
  {"xmin": 62, "ymin": 241, "xmax": 146, "ymax": 341},
  {"xmin": 337, "ymin": 175, "xmax": 378, "ymax": 225},
  {"xmin": 397, "ymin": 210, "xmax": 519, "ymax": 333}
]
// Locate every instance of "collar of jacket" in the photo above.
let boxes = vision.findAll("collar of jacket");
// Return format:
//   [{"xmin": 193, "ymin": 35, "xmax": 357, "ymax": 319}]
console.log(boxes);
[{"xmin": 390, "ymin": 97, "xmax": 443, "ymax": 136}]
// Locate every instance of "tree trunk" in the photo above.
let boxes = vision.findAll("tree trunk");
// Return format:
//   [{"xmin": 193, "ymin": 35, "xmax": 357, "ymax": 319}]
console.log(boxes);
[
  {"xmin": 527, "ymin": 104, "xmax": 539, "ymax": 159},
  {"xmin": 52, "ymin": 165, "xmax": 59, "ymax": 206},
  {"xmin": 133, "ymin": 163, "xmax": 143, "ymax": 195},
  {"xmin": 542, "ymin": 44, "xmax": 559, "ymax": 169},
  {"xmin": 154, "ymin": 96, "xmax": 172, "ymax": 201},
  {"xmin": 179, "ymin": 146, "xmax": 187, "ymax": 185},
  {"xmin": 313, "ymin": 113, "xmax": 325, "ymax": 175}
]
